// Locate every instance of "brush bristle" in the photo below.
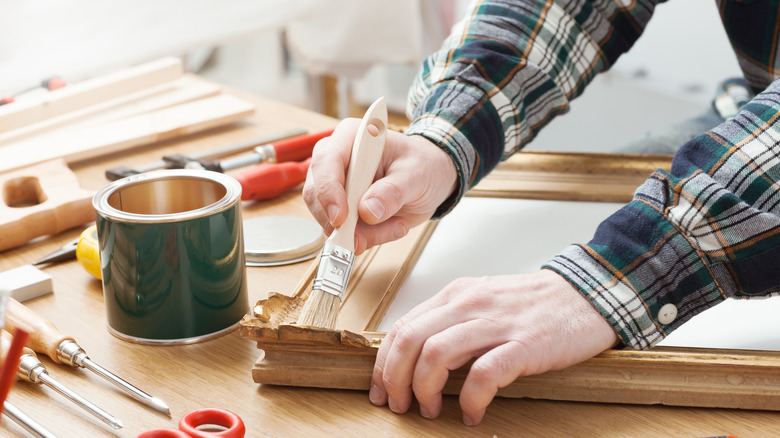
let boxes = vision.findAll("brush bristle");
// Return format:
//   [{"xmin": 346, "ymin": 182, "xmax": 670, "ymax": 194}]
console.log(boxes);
[{"xmin": 298, "ymin": 288, "xmax": 340, "ymax": 328}]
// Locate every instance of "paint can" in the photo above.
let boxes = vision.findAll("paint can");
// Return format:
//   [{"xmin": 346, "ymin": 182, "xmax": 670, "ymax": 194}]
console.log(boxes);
[{"xmin": 92, "ymin": 169, "xmax": 248, "ymax": 344}]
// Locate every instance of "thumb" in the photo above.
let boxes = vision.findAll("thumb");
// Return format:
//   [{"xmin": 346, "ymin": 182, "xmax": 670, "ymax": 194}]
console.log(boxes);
[{"xmin": 358, "ymin": 177, "xmax": 405, "ymax": 225}]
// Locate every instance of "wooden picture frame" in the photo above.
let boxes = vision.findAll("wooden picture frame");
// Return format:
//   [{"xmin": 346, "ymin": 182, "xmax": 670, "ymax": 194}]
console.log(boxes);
[{"xmin": 239, "ymin": 151, "xmax": 780, "ymax": 410}]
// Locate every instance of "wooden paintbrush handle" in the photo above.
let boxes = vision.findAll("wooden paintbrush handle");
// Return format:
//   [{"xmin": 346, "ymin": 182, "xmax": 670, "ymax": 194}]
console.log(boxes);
[{"xmin": 329, "ymin": 97, "xmax": 387, "ymax": 251}]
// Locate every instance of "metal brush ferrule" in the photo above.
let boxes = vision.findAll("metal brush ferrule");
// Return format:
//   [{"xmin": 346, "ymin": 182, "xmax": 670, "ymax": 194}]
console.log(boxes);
[{"xmin": 312, "ymin": 241, "xmax": 354, "ymax": 300}]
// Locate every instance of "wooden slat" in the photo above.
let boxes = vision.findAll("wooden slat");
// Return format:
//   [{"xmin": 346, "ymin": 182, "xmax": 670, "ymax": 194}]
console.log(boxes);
[
  {"xmin": 0, "ymin": 94, "xmax": 256, "ymax": 173},
  {"xmin": 0, "ymin": 75, "xmax": 221, "ymax": 147},
  {"xmin": 0, "ymin": 57, "xmax": 183, "ymax": 133}
]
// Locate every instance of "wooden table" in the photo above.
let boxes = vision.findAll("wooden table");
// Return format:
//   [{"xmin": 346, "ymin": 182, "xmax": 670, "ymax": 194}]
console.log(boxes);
[{"xmin": 2, "ymin": 90, "xmax": 778, "ymax": 438}]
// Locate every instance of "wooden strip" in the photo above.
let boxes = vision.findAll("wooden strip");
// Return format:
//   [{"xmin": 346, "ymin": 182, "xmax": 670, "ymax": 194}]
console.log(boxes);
[
  {"xmin": 0, "ymin": 75, "xmax": 221, "ymax": 146},
  {"xmin": 0, "ymin": 94, "xmax": 256, "ymax": 173},
  {"xmin": 0, "ymin": 57, "xmax": 183, "ymax": 133},
  {"xmin": 470, "ymin": 151, "xmax": 673, "ymax": 202}
]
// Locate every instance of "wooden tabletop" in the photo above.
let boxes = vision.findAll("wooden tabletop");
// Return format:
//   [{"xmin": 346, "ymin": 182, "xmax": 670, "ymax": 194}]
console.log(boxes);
[{"xmin": 2, "ymin": 89, "xmax": 778, "ymax": 438}]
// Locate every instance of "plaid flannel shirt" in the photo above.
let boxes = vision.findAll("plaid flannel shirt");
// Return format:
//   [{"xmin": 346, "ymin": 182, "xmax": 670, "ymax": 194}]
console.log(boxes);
[{"xmin": 405, "ymin": 0, "xmax": 780, "ymax": 349}]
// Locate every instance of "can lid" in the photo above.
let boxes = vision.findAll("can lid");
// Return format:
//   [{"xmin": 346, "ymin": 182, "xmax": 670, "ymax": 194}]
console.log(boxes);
[{"xmin": 243, "ymin": 216, "xmax": 326, "ymax": 266}]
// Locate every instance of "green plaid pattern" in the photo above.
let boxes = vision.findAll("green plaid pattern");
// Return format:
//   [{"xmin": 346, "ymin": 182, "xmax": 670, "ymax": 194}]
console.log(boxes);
[{"xmin": 404, "ymin": 0, "xmax": 780, "ymax": 348}]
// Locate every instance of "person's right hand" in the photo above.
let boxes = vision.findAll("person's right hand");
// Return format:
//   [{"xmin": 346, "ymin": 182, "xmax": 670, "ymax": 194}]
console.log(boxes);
[{"xmin": 302, "ymin": 118, "xmax": 457, "ymax": 254}]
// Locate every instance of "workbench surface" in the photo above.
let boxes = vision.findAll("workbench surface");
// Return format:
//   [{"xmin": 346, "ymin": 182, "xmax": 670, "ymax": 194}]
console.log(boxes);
[{"xmin": 2, "ymin": 87, "xmax": 778, "ymax": 438}]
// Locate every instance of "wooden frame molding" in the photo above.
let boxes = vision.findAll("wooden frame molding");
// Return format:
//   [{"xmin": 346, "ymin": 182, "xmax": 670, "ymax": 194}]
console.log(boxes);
[{"xmin": 239, "ymin": 151, "xmax": 780, "ymax": 410}]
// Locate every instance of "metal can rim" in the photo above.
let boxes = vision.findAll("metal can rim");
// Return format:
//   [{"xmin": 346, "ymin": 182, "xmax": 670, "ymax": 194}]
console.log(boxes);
[{"xmin": 92, "ymin": 169, "xmax": 242, "ymax": 224}]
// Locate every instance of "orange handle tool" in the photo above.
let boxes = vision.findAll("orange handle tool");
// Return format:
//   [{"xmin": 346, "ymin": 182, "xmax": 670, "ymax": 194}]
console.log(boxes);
[
  {"xmin": 272, "ymin": 129, "xmax": 332, "ymax": 163},
  {"xmin": 234, "ymin": 158, "xmax": 311, "ymax": 201}
]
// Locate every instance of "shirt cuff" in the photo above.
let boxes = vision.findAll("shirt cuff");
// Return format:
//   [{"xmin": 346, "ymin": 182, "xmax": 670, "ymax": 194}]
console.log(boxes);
[
  {"xmin": 543, "ymin": 198, "xmax": 728, "ymax": 350},
  {"xmin": 405, "ymin": 80, "xmax": 504, "ymax": 218}
]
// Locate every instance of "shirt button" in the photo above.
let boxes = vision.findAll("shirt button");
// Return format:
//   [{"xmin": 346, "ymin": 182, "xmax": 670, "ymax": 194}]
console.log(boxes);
[{"xmin": 658, "ymin": 303, "xmax": 678, "ymax": 325}]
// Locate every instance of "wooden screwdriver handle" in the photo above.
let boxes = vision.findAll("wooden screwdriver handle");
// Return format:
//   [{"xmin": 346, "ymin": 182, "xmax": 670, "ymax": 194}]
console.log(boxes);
[
  {"xmin": 329, "ymin": 97, "xmax": 388, "ymax": 251},
  {"xmin": 5, "ymin": 298, "xmax": 73, "ymax": 364}
]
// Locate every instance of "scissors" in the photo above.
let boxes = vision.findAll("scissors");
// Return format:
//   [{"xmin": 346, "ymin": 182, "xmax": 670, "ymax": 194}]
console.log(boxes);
[{"xmin": 136, "ymin": 408, "xmax": 245, "ymax": 438}]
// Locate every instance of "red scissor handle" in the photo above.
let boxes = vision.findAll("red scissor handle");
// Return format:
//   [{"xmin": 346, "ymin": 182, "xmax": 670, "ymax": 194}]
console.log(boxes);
[
  {"xmin": 178, "ymin": 408, "xmax": 245, "ymax": 438},
  {"xmin": 136, "ymin": 408, "xmax": 245, "ymax": 438}
]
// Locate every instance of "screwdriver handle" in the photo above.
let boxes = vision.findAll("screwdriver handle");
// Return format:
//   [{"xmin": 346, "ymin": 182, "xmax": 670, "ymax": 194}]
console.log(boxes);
[
  {"xmin": 273, "ymin": 129, "xmax": 333, "ymax": 162},
  {"xmin": 5, "ymin": 298, "xmax": 72, "ymax": 364},
  {"xmin": 234, "ymin": 158, "xmax": 311, "ymax": 202}
]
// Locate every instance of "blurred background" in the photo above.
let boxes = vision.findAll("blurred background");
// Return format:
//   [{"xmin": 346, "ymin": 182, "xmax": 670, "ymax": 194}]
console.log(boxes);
[{"xmin": 0, "ymin": 0, "xmax": 742, "ymax": 152}]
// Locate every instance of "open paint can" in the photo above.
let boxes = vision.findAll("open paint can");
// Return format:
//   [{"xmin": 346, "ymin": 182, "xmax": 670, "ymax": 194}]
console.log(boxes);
[{"xmin": 93, "ymin": 169, "xmax": 249, "ymax": 344}]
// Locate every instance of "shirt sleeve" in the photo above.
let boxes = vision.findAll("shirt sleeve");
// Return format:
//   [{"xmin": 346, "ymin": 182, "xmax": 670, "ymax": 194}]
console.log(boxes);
[
  {"xmin": 404, "ymin": 0, "xmax": 663, "ymax": 216},
  {"xmin": 545, "ymin": 78, "xmax": 780, "ymax": 349}
]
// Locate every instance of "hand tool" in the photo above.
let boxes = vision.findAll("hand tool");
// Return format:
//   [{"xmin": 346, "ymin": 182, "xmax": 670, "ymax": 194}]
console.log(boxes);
[
  {"xmin": 167, "ymin": 128, "xmax": 333, "ymax": 173},
  {"xmin": 104, "ymin": 127, "xmax": 307, "ymax": 180},
  {"xmin": 297, "ymin": 97, "xmax": 387, "ymax": 328},
  {"xmin": 234, "ymin": 158, "xmax": 312, "ymax": 202},
  {"xmin": 32, "ymin": 225, "xmax": 101, "ymax": 279},
  {"xmin": 4, "ymin": 298, "xmax": 171, "ymax": 416},
  {"xmin": 137, "ymin": 407, "xmax": 246, "ymax": 438},
  {"xmin": 0, "ymin": 330, "xmax": 123, "ymax": 430},
  {"xmin": 3, "ymin": 401, "xmax": 59, "ymax": 438}
]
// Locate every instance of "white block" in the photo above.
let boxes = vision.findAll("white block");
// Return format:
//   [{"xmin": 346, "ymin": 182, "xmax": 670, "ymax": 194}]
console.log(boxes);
[{"xmin": 0, "ymin": 265, "xmax": 53, "ymax": 302}]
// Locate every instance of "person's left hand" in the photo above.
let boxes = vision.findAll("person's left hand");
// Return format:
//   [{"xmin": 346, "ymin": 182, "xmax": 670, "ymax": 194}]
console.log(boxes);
[{"xmin": 368, "ymin": 269, "xmax": 617, "ymax": 425}]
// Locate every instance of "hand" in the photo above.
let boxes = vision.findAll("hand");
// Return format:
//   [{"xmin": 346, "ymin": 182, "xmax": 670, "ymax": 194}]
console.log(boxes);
[
  {"xmin": 302, "ymin": 118, "xmax": 457, "ymax": 254},
  {"xmin": 368, "ymin": 269, "xmax": 617, "ymax": 425}
]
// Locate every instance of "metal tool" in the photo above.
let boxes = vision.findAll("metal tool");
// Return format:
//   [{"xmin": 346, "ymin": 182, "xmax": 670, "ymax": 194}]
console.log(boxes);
[
  {"xmin": 172, "ymin": 128, "xmax": 333, "ymax": 173},
  {"xmin": 104, "ymin": 128, "xmax": 307, "ymax": 180},
  {"xmin": 32, "ymin": 224, "xmax": 100, "ymax": 279},
  {"xmin": 4, "ymin": 297, "xmax": 171, "ymax": 416},
  {"xmin": 0, "ymin": 330, "xmax": 123, "ymax": 430},
  {"xmin": 3, "ymin": 401, "xmax": 59, "ymax": 438},
  {"xmin": 137, "ymin": 407, "xmax": 245, "ymax": 438}
]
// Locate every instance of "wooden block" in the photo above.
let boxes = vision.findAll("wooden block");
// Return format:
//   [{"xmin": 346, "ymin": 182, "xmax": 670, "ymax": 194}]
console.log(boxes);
[
  {"xmin": 0, "ymin": 94, "xmax": 256, "ymax": 173},
  {"xmin": 0, "ymin": 75, "xmax": 221, "ymax": 147},
  {"xmin": 0, "ymin": 159, "xmax": 94, "ymax": 252},
  {"xmin": 0, "ymin": 57, "xmax": 183, "ymax": 133}
]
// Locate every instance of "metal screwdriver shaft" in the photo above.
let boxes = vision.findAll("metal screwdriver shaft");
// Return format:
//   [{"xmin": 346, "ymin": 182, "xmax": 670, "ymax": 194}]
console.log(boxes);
[
  {"xmin": 0, "ymin": 331, "xmax": 122, "ymax": 430},
  {"xmin": 59, "ymin": 340, "xmax": 171, "ymax": 416},
  {"xmin": 16, "ymin": 346, "xmax": 123, "ymax": 430},
  {"xmin": 3, "ymin": 400, "xmax": 59, "ymax": 438},
  {"xmin": 5, "ymin": 298, "xmax": 171, "ymax": 416}
]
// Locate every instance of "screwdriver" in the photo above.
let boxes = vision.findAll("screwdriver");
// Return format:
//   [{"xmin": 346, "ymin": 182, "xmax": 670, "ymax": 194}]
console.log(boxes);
[
  {"xmin": 234, "ymin": 157, "xmax": 312, "ymax": 201},
  {"xmin": 0, "ymin": 330, "xmax": 123, "ymax": 430},
  {"xmin": 4, "ymin": 298, "xmax": 171, "ymax": 416},
  {"xmin": 3, "ymin": 401, "xmax": 59, "ymax": 438}
]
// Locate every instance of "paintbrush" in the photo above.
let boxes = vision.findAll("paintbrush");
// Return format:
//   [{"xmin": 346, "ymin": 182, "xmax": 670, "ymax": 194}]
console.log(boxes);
[{"xmin": 298, "ymin": 97, "xmax": 388, "ymax": 328}]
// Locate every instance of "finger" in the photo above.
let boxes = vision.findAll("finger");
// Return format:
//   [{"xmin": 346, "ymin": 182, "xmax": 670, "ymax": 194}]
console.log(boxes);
[
  {"xmin": 370, "ymin": 281, "xmax": 469, "ymax": 408},
  {"xmin": 380, "ymin": 300, "xmax": 474, "ymax": 415},
  {"xmin": 302, "ymin": 169, "xmax": 333, "ymax": 235},
  {"xmin": 412, "ymin": 319, "xmax": 503, "ymax": 420},
  {"xmin": 306, "ymin": 119, "xmax": 361, "ymax": 228},
  {"xmin": 459, "ymin": 341, "xmax": 526, "ymax": 426}
]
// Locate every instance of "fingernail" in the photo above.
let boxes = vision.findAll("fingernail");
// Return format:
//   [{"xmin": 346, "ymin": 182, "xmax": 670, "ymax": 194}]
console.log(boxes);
[
  {"xmin": 327, "ymin": 204, "xmax": 339, "ymax": 225},
  {"xmin": 392, "ymin": 223, "xmax": 407, "ymax": 240},
  {"xmin": 369, "ymin": 385, "xmax": 382, "ymax": 404},
  {"xmin": 388, "ymin": 397, "xmax": 400, "ymax": 414},
  {"xmin": 462, "ymin": 414, "xmax": 473, "ymax": 426},
  {"xmin": 365, "ymin": 198, "xmax": 385, "ymax": 221},
  {"xmin": 420, "ymin": 406, "xmax": 430, "ymax": 419}
]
